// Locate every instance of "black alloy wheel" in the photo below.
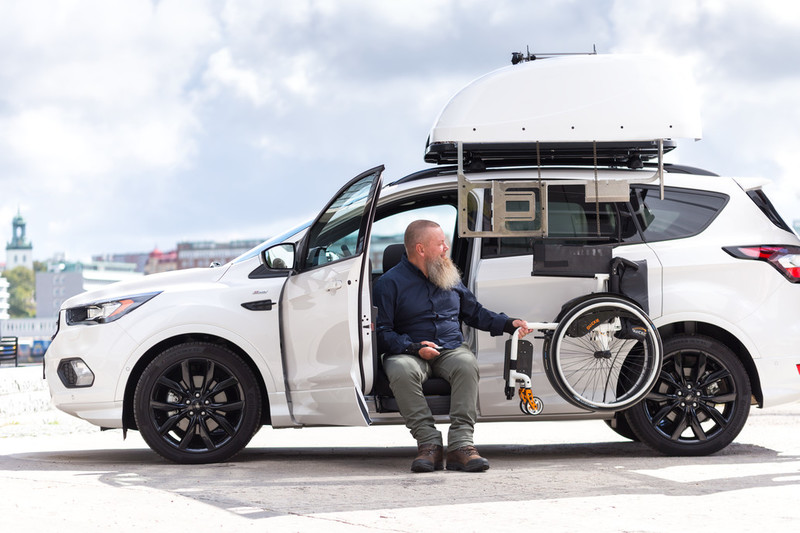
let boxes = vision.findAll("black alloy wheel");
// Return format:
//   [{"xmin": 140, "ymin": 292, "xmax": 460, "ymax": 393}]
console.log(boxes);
[
  {"xmin": 625, "ymin": 334, "xmax": 751, "ymax": 456},
  {"xmin": 604, "ymin": 413, "xmax": 639, "ymax": 441},
  {"xmin": 134, "ymin": 342, "xmax": 262, "ymax": 464}
]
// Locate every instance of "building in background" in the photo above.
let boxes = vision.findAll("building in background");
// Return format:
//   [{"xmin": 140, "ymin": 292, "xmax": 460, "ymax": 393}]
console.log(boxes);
[
  {"xmin": 0, "ymin": 276, "xmax": 9, "ymax": 320},
  {"xmin": 145, "ymin": 247, "xmax": 178, "ymax": 274},
  {"xmin": 35, "ymin": 260, "xmax": 144, "ymax": 319},
  {"xmin": 92, "ymin": 252, "xmax": 150, "ymax": 273},
  {"xmin": 176, "ymin": 239, "xmax": 262, "ymax": 270},
  {"xmin": 5, "ymin": 209, "xmax": 33, "ymax": 271}
]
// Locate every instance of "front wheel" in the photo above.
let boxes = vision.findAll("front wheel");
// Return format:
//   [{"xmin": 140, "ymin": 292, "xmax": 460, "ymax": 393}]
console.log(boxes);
[
  {"xmin": 624, "ymin": 335, "xmax": 751, "ymax": 456},
  {"xmin": 133, "ymin": 342, "xmax": 263, "ymax": 464}
]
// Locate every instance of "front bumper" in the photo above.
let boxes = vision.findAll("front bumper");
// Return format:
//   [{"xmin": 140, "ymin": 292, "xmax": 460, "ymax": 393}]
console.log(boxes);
[{"xmin": 45, "ymin": 317, "xmax": 139, "ymax": 428}]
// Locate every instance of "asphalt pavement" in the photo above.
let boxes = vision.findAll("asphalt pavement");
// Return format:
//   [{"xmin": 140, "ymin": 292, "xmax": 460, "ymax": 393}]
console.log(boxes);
[{"xmin": 1, "ymin": 365, "xmax": 799, "ymax": 532}]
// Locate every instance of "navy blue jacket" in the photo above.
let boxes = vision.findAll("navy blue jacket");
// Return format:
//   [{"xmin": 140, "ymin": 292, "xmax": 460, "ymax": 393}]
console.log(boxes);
[{"xmin": 374, "ymin": 253, "xmax": 514, "ymax": 354}]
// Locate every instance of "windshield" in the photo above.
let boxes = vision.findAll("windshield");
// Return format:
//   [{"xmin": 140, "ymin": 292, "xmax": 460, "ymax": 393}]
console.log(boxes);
[{"xmin": 231, "ymin": 221, "xmax": 311, "ymax": 264}]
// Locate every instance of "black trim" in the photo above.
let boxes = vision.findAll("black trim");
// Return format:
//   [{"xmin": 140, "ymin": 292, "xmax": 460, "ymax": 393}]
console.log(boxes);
[
  {"xmin": 424, "ymin": 140, "xmax": 677, "ymax": 168},
  {"xmin": 746, "ymin": 189, "xmax": 793, "ymax": 233},
  {"xmin": 656, "ymin": 163, "xmax": 719, "ymax": 176},
  {"xmin": 387, "ymin": 165, "xmax": 456, "ymax": 187},
  {"xmin": 248, "ymin": 265, "xmax": 292, "ymax": 279},
  {"xmin": 241, "ymin": 299, "xmax": 274, "ymax": 311}
]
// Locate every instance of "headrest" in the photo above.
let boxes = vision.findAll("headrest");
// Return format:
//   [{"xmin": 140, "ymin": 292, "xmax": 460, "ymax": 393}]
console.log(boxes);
[{"xmin": 382, "ymin": 243, "xmax": 405, "ymax": 273}]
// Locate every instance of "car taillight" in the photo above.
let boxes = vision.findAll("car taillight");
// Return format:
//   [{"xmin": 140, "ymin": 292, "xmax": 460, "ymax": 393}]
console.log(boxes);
[{"xmin": 723, "ymin": 245, "xmax": 800, "ymax": 282}]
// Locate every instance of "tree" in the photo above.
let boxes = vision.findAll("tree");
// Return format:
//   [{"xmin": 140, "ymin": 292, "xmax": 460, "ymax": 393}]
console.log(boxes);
[{"xmin": 3, "ymin": 266, "xmax": 36, "ymax": 318}]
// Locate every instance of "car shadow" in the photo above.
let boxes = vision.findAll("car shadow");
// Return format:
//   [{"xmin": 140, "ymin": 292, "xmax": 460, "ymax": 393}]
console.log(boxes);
[{"xmin": 4, "ymin": 439, "xmax": 799, "ymax": 519}]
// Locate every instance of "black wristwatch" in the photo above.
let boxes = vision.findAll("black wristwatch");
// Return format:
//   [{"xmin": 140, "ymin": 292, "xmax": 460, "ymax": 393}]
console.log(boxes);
[{"xmin": 404, "ymin": 342, "xmax": 423, "ymax": 356}]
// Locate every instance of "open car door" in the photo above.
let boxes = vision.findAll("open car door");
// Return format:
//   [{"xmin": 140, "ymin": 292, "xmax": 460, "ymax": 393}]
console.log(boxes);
[{"xmin": 280, "ymin": 166, "xmax": 383, "ymax": 426}]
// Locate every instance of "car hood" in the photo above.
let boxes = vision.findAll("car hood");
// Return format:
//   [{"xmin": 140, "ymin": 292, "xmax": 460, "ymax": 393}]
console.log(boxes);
[{"xmin": 60, "ymin": 265, "xmax": 230, "ymax": 309}]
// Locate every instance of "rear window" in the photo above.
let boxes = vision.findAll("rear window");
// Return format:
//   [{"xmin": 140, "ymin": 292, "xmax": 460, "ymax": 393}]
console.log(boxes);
[{"xmin": 631, "ymin": 186, "xmax": 728, "ymax": 242}]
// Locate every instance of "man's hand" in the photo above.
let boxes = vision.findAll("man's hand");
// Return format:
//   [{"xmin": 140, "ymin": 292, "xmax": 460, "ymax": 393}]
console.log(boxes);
[
  {"xmin": 512, "ymin": 319, "xmax": 534, "ymax": 338},
  {"xmin": 418, "ymin": 340, "xmax": 441, "ymax": 360}
]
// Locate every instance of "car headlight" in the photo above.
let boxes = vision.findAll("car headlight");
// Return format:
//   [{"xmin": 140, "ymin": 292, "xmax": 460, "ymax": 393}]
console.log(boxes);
[{"xmin": 65, "ymin": 292, "xmax": 161, "ymax": 325}]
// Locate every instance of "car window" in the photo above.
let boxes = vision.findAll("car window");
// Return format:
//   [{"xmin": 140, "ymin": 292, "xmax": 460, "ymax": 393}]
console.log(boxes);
[
  {"xmin": 370, "ymin": 204, "xmax": 457, "ymax": 273},
  {"xmin": 632, "ymin": 186, "xmax": 728, "ymax": 242},
  {"xmin": 482, "ymin": 184, "xmax": 639, "ymax": 258},
  {"xmin": 303, "ymin": 172, "xmax": 380, "ymax": 268}
]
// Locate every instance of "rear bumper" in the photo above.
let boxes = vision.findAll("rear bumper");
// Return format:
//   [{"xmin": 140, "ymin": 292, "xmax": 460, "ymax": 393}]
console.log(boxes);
[{"xmin": 754, "ymin": 355, "xmax": 800, "ymax": 408}]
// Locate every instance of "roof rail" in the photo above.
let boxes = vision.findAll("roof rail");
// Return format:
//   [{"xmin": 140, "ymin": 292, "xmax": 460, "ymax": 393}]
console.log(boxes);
[{"xmin": 511, "ymin": 45, "xmax": 597, "ymax": 65}]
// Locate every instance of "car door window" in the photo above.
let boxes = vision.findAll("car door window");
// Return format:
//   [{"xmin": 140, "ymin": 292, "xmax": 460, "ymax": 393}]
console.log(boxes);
[{"xmin": 302, "ymin": 172, "xmax": 379, "ymax": 269}]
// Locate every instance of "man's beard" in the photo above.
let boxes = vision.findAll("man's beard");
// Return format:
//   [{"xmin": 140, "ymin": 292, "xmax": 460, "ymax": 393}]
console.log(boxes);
[{"xmin": 425, "ymin": 254, "xmax": 462, "ymax": 290}]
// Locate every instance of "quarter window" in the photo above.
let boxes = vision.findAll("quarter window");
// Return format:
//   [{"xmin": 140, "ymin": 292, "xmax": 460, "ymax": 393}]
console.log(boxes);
[{"xmin": 631, "ymin": 186, "xmax": 727, "ymax": 242}]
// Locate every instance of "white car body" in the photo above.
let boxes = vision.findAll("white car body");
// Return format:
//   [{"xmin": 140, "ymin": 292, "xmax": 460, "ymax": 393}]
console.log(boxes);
[{"xmin": 44, "ymin": 54, "xmax": 800, "ymax": 462}]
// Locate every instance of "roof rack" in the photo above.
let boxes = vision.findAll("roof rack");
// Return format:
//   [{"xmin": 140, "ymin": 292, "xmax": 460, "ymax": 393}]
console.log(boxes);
[{"xmin": 424, "ymin": 140, "xmax": 676, "ymax": 169}]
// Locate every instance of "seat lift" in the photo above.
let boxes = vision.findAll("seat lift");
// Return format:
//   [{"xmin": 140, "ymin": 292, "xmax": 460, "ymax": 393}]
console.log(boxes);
[{"xmin": 372, "ymin": 243, "xmax": 452, "ymax": 414}]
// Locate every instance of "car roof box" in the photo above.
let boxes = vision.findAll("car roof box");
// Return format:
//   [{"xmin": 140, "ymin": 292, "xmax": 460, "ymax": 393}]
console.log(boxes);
[{"xmin": 425, "ymin": 54, "xmax": 702, "ymax": 166}]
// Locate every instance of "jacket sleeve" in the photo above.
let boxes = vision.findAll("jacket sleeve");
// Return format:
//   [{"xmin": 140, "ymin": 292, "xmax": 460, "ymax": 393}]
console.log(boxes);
[
  {"xmin": 456, "ymin": 283, "xmax": 511, "ymax": 336},
  {"xmin": 374, "ymin": 276, "xmax": 415, "ymax": 354}
]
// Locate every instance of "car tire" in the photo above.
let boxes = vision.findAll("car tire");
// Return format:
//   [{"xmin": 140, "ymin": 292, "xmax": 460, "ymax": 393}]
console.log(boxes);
[
  {"xmin": 604, "ymin": 414, "xmax": 639, "ymax": 441},
  {"xmin": 625, "ymin": 334, "xmax": 751, "ymax": 456},
  {"xmin": 133, "ymin": 342, "xmax": 262, "ymax": 464}
]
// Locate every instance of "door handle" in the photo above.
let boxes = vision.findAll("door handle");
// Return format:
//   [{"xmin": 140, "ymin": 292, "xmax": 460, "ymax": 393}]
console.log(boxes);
[{"xmin": 326, "ymin": 279, "xmax": 344, "ymax": 292}]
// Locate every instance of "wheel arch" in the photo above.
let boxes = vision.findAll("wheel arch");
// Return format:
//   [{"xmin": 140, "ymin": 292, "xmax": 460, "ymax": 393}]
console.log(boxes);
[
  {"xmin": 657, "ymin": 321, "xmax": 763, "ymax": 407},
  {"xmin": 122, "ymin": 333, "xmax": 272, "ymax": 431}
]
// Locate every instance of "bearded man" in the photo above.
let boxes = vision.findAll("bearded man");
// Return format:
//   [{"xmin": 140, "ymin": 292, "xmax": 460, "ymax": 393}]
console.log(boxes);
[{"xmin": 374, "ymin": 220, "xmax": 531, "ymax": 473}]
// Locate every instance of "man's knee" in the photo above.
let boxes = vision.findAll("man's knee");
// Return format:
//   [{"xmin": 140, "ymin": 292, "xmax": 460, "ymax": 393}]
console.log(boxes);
[
  {"xmin": 438, "ymin": 348, "xmax": 479, "ymax": 382},
  {"xmin": 384, "ymin": 354, "xmax": 427, "ymax": 385}
]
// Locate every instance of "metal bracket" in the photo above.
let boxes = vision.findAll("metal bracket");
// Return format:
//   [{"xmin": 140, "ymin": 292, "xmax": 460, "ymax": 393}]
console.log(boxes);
[{"xmin": 456, "ymin": 141, "xmax": 548, "ymax": 238}]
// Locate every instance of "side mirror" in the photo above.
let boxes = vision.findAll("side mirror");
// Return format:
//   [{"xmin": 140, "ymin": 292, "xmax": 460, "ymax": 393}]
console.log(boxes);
[{"xmin": 260, "ymin": 243, "xmax": 295, "ymax": 270}]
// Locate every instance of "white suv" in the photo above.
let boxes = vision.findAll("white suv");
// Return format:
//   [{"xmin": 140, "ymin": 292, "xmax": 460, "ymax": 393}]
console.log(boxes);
[{"xmin": 44, "ymin": 54, "xmax": 800, "ymax": 463}]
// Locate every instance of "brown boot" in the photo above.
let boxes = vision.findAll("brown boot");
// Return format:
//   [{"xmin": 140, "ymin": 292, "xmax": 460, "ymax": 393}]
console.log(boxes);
[
  {"xmin": 411, "ymin": 443, "xmax": 444, "ymax": 472},
  {"xmin": 446, "ymin": 445, "xmax": 489, "ymax": 472}
]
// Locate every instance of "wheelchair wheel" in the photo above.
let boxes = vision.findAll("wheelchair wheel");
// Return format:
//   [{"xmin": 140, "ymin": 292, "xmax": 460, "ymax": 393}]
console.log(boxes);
[{"xmin": 543, "ymin": 295, "xmax": 662, "ymax": 411}]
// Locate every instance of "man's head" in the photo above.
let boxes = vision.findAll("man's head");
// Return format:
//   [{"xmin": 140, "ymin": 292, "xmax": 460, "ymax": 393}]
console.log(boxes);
[{"xmin": 404, "ymin": 220, "xmax": 461, "ymax": 290}]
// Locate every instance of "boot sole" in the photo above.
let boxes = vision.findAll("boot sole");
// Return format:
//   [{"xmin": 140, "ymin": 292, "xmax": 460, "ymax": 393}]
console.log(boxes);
[
  {"xmin": 445, "ymin": 459, "xmax": 490, "ymax": 472},
  {"xmin": 411, "ymin": 460, "xmax": 444, "ymax": 473}
]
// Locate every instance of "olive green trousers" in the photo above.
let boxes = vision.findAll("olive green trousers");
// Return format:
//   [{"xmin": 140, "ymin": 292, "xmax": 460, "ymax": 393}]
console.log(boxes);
[{"xmin": 383, "ymin": 344, "xmax": 479, "ymax": 452}]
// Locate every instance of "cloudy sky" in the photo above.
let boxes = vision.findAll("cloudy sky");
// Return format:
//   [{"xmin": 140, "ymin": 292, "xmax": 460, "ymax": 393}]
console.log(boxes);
[{"xmin": 2, "ymin": 0, "xmax": 800, "ymax": 262}]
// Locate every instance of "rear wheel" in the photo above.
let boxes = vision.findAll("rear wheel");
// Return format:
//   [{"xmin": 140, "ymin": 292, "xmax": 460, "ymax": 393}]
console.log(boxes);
[
  {"xmin": 134, "ymin": 342, "xmax": 262, "ymax": 464},
  {"xmin": 604, "ymin": 413, "xmax": 639, "ymax": 441},
  {"xmin": 625, "ymin": 335, "xmax": 751, "ymax": 456}
]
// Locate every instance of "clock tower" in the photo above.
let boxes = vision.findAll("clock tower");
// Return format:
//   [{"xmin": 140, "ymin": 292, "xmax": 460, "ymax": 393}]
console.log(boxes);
[{"xmin": 5, "ymin": 209, "xmax": 33, "ymax": 271}]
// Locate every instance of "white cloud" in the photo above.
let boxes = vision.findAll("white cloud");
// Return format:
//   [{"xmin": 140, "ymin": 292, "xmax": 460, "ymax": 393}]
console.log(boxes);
[
  {"xmin": 204, "ymin": 48, "xmax": 274, "ymax": 107},
  {"xmin": 0, "ymin": 0, "xmax": 218, "ymax": 183},
  {"xmin": 2, "ymin": 0, "xmax": 800, "ymax": 260}
]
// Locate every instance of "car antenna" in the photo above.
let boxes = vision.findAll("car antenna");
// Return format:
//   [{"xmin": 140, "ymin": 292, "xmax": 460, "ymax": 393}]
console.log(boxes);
[{"xmin": 511, "ymin": 44, "xmax": 597, "ymax": 64}]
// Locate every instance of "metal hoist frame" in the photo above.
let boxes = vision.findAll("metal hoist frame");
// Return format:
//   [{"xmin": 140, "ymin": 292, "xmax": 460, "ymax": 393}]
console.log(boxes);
[{"xmin": 455, "ymin": 139, "xmax": 666, "ymax": 239}]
